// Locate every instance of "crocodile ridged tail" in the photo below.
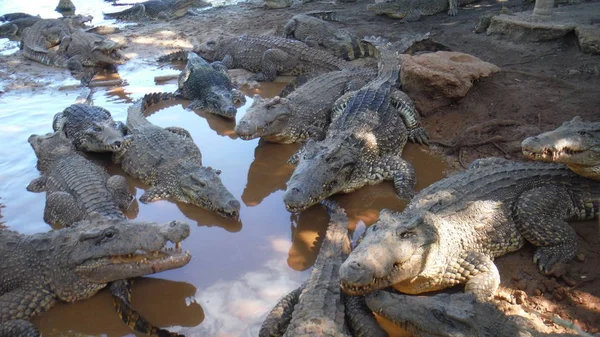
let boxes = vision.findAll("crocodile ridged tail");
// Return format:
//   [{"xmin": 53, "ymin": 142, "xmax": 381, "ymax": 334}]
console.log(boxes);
[
  {"xmin": 111, "ymin": 280, "xmax": 184, "ymax": 337},
  {"xmin": 22, "ymin": 47, "xmax": 68, "ymax": 67},
  {"xmin": 157, "ymin": 50, "xmax": 191, "ymax": 62},
  {"xmin": 142, "ymin": 92, "xmax": 180, "ymax": 111}
]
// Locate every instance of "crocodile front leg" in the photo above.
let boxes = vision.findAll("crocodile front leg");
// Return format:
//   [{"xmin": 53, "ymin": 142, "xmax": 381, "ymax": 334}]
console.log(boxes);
[
  {"xmin": 514, "ymin": 186, "xmax": 580, "ymax": 274},
  {"xmin": 456, "ymin": 252, "xmax": 500, "ymax": 301},
  {"xmin": 43, "ymin": 191, "xmax": 86, "ymax": 227},
  {"xmin": 344, "ymin": 295, "xmax": 388, "ymax": 337},
  {"xmin": 259, "ymin": 286, "xmax": 303, "ymax": 337},
  {"xmin": 0, "ymin": 319, "xmax": 39, "ymax": 337},
  {"xmin": 251, "ymin": 48, "xmax": 298, "ymax": 82},
  {"xmin": 447, "ymin": 0, "xmax": 459, "ymax": 15},
  {"xmin": 390, "ymin": 89, "xmax": 428, "ymax": 145},
  {"xmin": 107, "ymin": 175, "xmax": 134, "ymax": 211}
]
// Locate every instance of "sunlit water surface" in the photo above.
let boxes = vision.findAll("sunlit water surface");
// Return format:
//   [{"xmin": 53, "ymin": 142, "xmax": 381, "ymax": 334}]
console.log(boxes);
[{"xmin": 0, "ymin": 1, "xmax": 449, "ymax": 336}]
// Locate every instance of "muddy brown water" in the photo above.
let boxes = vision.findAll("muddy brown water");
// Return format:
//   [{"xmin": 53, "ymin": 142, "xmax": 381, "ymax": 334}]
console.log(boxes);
[{"xmin": 0, "ymin": 2, "xmax": 449, "ymax": 336}]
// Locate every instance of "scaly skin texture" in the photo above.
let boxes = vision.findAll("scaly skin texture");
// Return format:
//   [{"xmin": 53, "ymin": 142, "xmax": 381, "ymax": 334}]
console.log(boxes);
[
  {"xmin": 26, "ymin": 131, "xmax": 134, "ymax": 227},
  {"xmin": 0, "ymin": 13, "xmax": 35, "ymax": 22},
  {"xmin": 195, "ymin": 35, "xmax": 351, "ymax": 82},
  {"xmin": 235, "ymin": 69, "xmax": 377, "ymax": 143},
  {"xmin": 367, "ymin": 0, "xmax": 479, "ymax": 21},
  {"xmin": 340, "ymin": 158, "xmax": 600, "ymax": 301},
  {"xmin": 283, "ymin": 13, "xmax": 377, "ymax": 61},
  {"xmin": 104, "ymin": 0, "xmax": 194, "ymax": 21},
  {"xmin": 522, "ymin": 116, "xmax": 600, "ymax": 180},
  {"xmin": 259, "ymin": 201, "xmax": 387, "ymax": 337},
  {"xmin": 113, "ymin": 96, "xmax": 241, "ymax": 218},
  {"xmin": 52, "ymin": 103, "xmax": 129, "ymax": 153},
  {"xmin": 0, "ymin": 215, "xmax": 191, "ymax": 337},
  {"xmin": 283, "ymin": 39, "xmax": 426, "ymax": 212},
  {"xmin": 366, "ymin": 291, "xmax": 581, "ymax": 337},
  {"xmin": 21, "ymin": 20, "xmax": 126, "ymax": 71},
  {"xmin": 155, "ymin": 52, "xmax": 245, "ymax": 118},
  {"xmin": 0, "ymin": 16, "xmax": 40, "ymax": 40}
]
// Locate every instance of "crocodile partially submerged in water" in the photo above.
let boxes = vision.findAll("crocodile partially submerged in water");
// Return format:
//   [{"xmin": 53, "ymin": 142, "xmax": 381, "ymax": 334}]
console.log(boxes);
[
  {"xmin": 367, "ymin": 0, "xmax": 479, "ymax": 21},
  {"xmin": 259, "ymin": 201, "xmax": 387, "ymax": 337},
  {"xmin": 0, "ymin": 215, "xmax": 191, "ymax": 337},
  {"xmin": 21, "ymin": 19, "xmax": 126, "ymax": 71},
  {"xmin": 366, "ymin": 291, "xmax": 581, "ymax": 337},
  {"xmin": 522, "ymin": 116, "xmax": 600, "ymax": 180},
  {"xmin": 194, "ymin": 35, "xmax": 351, "ymax": 82},
  {"xmin": 283, "ymin": 39, "xmax": 426, "ymax": 212},
  {"xmin": 282, "ymin": 13, "xmax": 377, "ymax": 61},
  {"xmin": 53, "ymin": 103, "xmax": 129, "ymax": 153},
  {"xmin": 113, "ymin": 95, "xmax": 241, "ymax": 218},
  {"xmin": 27, "ymin": 131, "xmax": 133, "ymax": 227},
  {"xmin": 104, "ymin": 0, "xmax": 194, "ymax": 21},
  {"xmin": 155, "ymin": 52, "xmax": 245, "ymax": 118},
  {"xmin": 340, "ymin": 158, "xmax": 600, "ymax": 301}
]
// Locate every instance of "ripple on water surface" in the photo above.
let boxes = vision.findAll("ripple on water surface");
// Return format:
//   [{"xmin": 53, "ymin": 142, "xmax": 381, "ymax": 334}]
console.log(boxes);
[{"xmin": 0, "ymin": 1, "xmax": 449, "ymax": 336}]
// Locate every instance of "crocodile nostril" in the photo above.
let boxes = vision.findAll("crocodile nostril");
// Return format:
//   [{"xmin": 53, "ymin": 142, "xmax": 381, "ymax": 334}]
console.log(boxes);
[
  {"xmin": 349, "ymin": 261, "xmax": 362, "ymax": 270},
  {"xmin": 228, "ymin": 199, "xmax": 240, "ymax": 209},
  {"xmin": 113, "ymin": 141, "xmax": 122, "ymax": 147},
  {"xmin": 291, "ymin": 187, "xmax": 301, "ymax": 193}
]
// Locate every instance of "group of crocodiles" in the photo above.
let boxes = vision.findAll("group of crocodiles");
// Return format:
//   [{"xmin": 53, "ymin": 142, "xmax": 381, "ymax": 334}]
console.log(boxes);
[{"xmin": 2, "ymin": 1, "xmax": 600, "ymax": 337}]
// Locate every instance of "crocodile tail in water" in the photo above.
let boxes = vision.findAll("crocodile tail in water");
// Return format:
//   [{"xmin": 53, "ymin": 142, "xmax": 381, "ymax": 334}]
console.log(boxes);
[
  {"xmin": 157, "ymin": 50, "xmax": 192, "ymax": 62},
  {"xmin": 142, "ymin": 92, "xmax": 180, "ymax": 111},
  {"xmin": 111, "ymin": 280, "xmax": 184, "ymax": 337}
]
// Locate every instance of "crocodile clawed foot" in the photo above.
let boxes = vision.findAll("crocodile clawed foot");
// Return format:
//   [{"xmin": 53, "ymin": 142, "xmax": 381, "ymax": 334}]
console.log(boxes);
[
  {"xmin": 448, "ymin": 8, "xmax": 458, "ymax": 16},
  {"xmin": 533, "ymin": 246, "xmax": 573, "ymax": 274},
  {"xmin": 409, "ymin": 128, "xmax": 429, "ymax": 145}
]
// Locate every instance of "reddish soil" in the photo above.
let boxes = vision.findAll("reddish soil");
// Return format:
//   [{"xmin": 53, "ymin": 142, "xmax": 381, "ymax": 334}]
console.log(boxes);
[{"xmin": 1, "ymin": 0, "xmax": 599, "ymax": 335}]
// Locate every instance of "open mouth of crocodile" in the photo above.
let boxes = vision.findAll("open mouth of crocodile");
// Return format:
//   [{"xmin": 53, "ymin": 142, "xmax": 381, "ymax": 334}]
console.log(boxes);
[
  {"xmin": 76, "ymin": 242, "xmax": 191, "ymax": 282},
  {"xmin": 341, "ymin": 262, "xmax": 402, "ymax": 296},
  {"xmin": 522, "ymin": 147, "xmax": 585, "ymax": 161}
]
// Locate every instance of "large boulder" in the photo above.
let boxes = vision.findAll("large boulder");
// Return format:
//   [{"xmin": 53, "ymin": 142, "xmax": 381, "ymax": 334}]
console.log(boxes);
[{"xmin": 399, "ymin": 51, "xmax": 500, "ymax": 116}]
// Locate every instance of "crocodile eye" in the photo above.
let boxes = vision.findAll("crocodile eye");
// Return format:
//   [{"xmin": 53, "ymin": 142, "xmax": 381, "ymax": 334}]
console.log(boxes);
[
  {"xmin": 578, "ymin": 131, "xmax": 589, "ymax": 136},
  {"xmin": 103, "ymin": 228, "xmax": 118, "ymax": 240},
  {"xmin": 398, "ymin": 231, "xmax": 415, "ymax": 239},
  {"xmin": 369, "ymin": 225, "xmax": 378, "ymax": 232},
  {"xmin": 92, "ymin": 125, "xmax": 102, "ymax": 132}
]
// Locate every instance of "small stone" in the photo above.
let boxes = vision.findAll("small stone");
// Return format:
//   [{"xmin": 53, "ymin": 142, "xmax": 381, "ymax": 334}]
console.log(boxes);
[
  {"xmin": 534, "ymin": 288, "xmax": 542, "ymax": 296},
  {"xmin": 553, "ymin": 290, "xmax": 564, "ymax": 301},
  {"xmin": 568, "ymin": 69, "xmax": 581, "ymax": 75},
  {"xmin": 576, "ymin": 253, "xmax": 585, "ymax": 262}
]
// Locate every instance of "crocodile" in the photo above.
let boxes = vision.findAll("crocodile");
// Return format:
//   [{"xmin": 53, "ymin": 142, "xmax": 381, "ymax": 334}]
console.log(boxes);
[
  {"xmin": 104, "ymin": 0, "xmax": 195, "ymax": 21},
  {"xmin": 113, "ymin": 95, "xmax": 241, "ymax": 218},
  {"xmin": 522, "ymin": 116, "xmax": 600, "ymax": 181},
  {"xmin": 366, "ymin": 290, "xmax": 581, "ymax": 337},
  {"xmin": 367, "ymin": 0, "xmax": 479, "ymax": 21},
  {"xmin": 0, "ymin": 13, "xmax": 35, "ymax": 22},
  {"xmin": 0, "ymin": 15, "xmax": 40, "ymax": 40},
  {"xmin": 259, "ymin": 200, "xmax": 388, "ymax": 337},
  {"xmin": 53, "ymin": 103, "xmax": 129, "ymax": 153},
  {"xmin": 282, "ymin": 13, "xmax": 377, "ymax": 61},
  {"xmin": 235, "ymin": 68, "xmax": 377, "ymax": 144},
  {"xmin": 155, "ymin": 52, "xmax": 245, "ymax": 118},
  {"xmin": 26, "ymin": 130, "xmax": 134, "ymax": 227},
  {"xmin": 283, "ymin": 39, "xmax": 426, "ymax": 212},
  {"xmin": 339, "ymin": 157, "xmax": 600, "ymax": 301},
  {"xmin": 22, "ymin": 20, "xmax": 126, "ymax": 71},
  {"xmin": 0, "ymin": 214, "xmax": 191, "ymax": 337},
  {"xmin": 194, "ymin": 34, "xmax": 351, "ymax": 82}
]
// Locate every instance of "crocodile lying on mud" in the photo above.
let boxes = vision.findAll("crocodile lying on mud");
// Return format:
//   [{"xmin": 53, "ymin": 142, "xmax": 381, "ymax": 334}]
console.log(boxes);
[
  {"xmin": 53, "ymin": 103, "xmax": 129, "ymax": 153},
  {"xmin": 194, "ymin": 35, "xmax": 351, "ymax": 82},
  {"xmin": 0, "ymin": 215, "xmax": 191, "ymax": 337},
  {"xmin": 366, "ymin": 291, "xmax": 581, "ymax": 337},
  {"xmin": 259, "ymin": 201, "xmax": 387, "ymax": 337},
  {"xmin": 155, "ymin": 52, "xmax": 245, "ymax": 118},
  {"xmin": 283, "ymin": 39, "xmax": 426, "ymax": 212},
  {"xmin": 26, "ymin": 131, "xmax": 134, "ymax": 227},
  {"xmin": 282, "ymin": 13, "xmax": 377, "ymax": 61},
  {"xmin": 367, "ymin": 0, "xmax": 479, "ymax": 21},
  {"xmin": 522, "ymin": 116, "xmax": 600, "ymax": 180},
  {"xmin": 340, "ymin": 157, "xmax": 600, "ymax": 301},
  {"xmin": 104, "ymin": 0, "xmax": 195, "ymax": 21},
  {"xmin": 235, "ymin": 68, "xmax": 377, "ymax": 143},
  {"xmin": 21, "ymin": 19, "xmax": 126, "ymax": 71},
  {"xmin": 113, "ymin": 95, "xmax": 241, "ymax": 218}
]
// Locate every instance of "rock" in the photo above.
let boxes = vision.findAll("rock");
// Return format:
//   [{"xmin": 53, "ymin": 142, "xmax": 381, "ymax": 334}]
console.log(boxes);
[
  {"xmin": 399, "ymin": 51, "xmax": 501, "ymax": 116},
  {"xmin": 487, "ymin": 13, "xmax": 576, "ymax": 41},
  {"xmin": 55, "ymin": 0, "xmax": 76, "ymax": 14},
  {"xmin": 575, "ymin": 25, "xmax": 600, "ymax": 55}
]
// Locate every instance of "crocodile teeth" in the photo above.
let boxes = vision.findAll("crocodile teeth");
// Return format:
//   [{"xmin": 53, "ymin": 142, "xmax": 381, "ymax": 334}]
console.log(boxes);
[{"xmin": 176, "ymin": 242, "xmax": 182, "ymax": 250}]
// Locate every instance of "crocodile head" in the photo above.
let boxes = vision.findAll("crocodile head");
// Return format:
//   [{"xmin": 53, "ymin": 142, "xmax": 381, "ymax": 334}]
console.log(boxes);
[
  {"xmin": 0, "ymin": 22, "xmax": 18, "ymax": 39},
  {"xmin": 178, "ymin": 167, "xmax": 241, "ymax": 218},
  {"xmin": 284, "ymin": 135, "xmax": 362, "ymax": 212},
  {"xmin": 366, "ymin": 1, "xmax": 410, "ymax": 19},
  {"xmin": 33, "ymin": 214, "xmax": 191, "ymax": 302},
  {"xmin": 235, "ymin": 95, "xmax": 293, "ymax": 141},
  {"xmin": 28, "ymin": 131, "xmax": 77, "ymax": 171},
  {"xmin": 194, "ymin": 37, "xmax": 224, "ymax": 62},
  {"xmin": 522, "ymin": 116, "xmax": 600, "ymax": 180},
  {"xmin": 89, "ymin": 36, "xmax": 127, "ymax": 65},
  {"xmin": 340, "ymin": 209, "xmax": 438, "ymax": 295},
  {"xmin": 365, "ymin": 291, "xmax": 501, "ymax": 336},
  {"xmin": 172, "ymin": 0, "xmax": 196, "ymax": 17}
]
